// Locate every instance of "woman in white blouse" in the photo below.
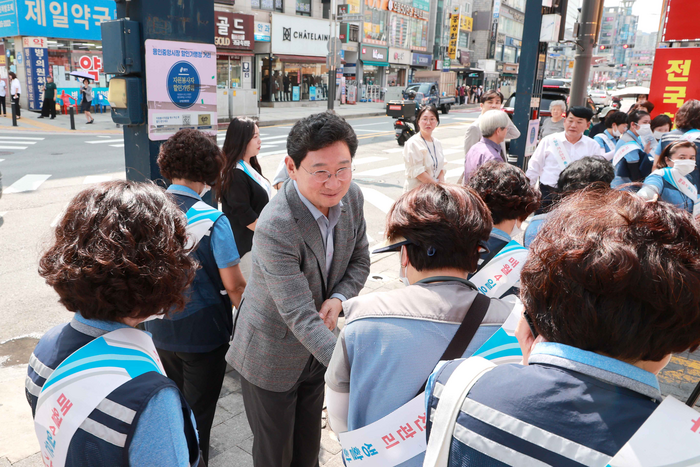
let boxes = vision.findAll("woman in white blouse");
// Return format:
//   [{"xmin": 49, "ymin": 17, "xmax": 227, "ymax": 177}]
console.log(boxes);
[{"xmin": 403, "ymin": 105, "xmax": 445, "ymax": 192}]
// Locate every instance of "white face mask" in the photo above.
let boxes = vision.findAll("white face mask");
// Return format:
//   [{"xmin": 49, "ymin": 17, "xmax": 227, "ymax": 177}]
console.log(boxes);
[
  {"xmin": 672, "ymin": 159, "xmax": 696, "ymax": 177},
  {"xmin": 199, "ymin": 184, "xmax": 211, "ymax": 197},
  {"xmin": 637, "ymin": 123, "xmax": 652, "ymax": 136},
  {"xmin": 612, "ymin": 128, "xmax": 622, "ymax": 137},
  {"xmin": 653, "ymin": 130, "xmax": 665, "ymax": 139},
  {"xmin": 399, "ymin": 247, "xmax": 411, "ymax": 287},
  {"xmin": 510, "ymin": 220, "xmax": 523, "ymax": 238}
]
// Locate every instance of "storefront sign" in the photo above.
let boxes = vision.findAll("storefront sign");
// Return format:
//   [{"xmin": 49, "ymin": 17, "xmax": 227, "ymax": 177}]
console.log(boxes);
[
  {"xmin": 215, "ymin": 12, "xmax": 254, "ymax": 50},
  {"xmin": 24, "ymin": 42, "xmax": 50, "ymax": 111},
  {"xmin": 649, "ymin": 47, "xmax": 700, "ymax": 119},
  {"xmin": 411, "ymin": 53, "xmax": 431, "ymax": 67},
  {"xmin": 0, "ymin": 0, "xmax": 19, "ymax": 37},
  {"xmin": 389, "ymin": 47, "xmax": 410, "ymax": 65},
  {"xmin": 254, "ymin": 21, "xmax": 271, "ymax": 42},
  {"xmin": 460, "ymin": 15, "xmax": 473, "ymax": 32},
  {"xmin": 456, "ymin": 49, "xmax": 470, "ymax": 67},
  {"xmin": 13, "ymin": 0, "xmax": 116, "ymax": 41},
  {"xmin": 447, "ymin": 13, "xmax": 460, "ymax": 60},
  {"xmin": 387, "ymin": 0, "xmax": 428, "ymax": 20},
  {"xmin": 73, "ymin": 53, "xmax": 102, "ymax": 81},
  {"xmin": 145, "ymin": 39, "xmax": 217, "ymax": 141},
  {"xmin": 662, "ymin": 0, "xmax": 700, "ymax": 42},
  {"xmin": 503, "ymin": 63, "xmax": 519, "ymax": 73},
  {"xmin": 505, "ymin": 37, "xmax": 521, "ymax": 48},
  {"xmin": 360, "ymin": 45, "xmax": 388, "ymax": 65},
  {"xmin": 412, "ymin": 0, "xmax": 429, "ymax": 12},
  {"xmin": 365, "ymin": 0, "xmax": 389, "ymax": 10},
  {"xmin": 271, "ymin": 14, "xmax": 338, "ymax": 57},
  {"xmin": 22, "ymin": 36, "xmax": 46, "ymax": 48}
]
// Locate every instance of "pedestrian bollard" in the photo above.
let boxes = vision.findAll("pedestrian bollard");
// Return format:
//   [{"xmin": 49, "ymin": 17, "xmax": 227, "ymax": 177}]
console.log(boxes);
[
  {"xmin": 69, "ymin": 106, "xmax": 75, "ymax": 130},
  {"xmin": 11, "ymin": 100, "xmax": 17, "ymax": 127}
]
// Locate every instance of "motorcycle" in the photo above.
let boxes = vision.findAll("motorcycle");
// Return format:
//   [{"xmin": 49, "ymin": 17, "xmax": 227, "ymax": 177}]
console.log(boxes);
[{"xmin": 386, "ymin": 91, "xmax": 419, "ymax": 146}]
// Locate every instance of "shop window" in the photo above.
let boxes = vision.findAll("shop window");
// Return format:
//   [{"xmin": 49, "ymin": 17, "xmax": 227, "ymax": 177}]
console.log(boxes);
[
  {"xmin": 363, "ymin": 5, "xmax": 388, "ymax": 44},
  {"xmin": 252, "ymin": 0, "xmax": 284, "ymax": 12},
  {"xmin": 349, "ymin": 24, "xmax": 359, "ymax": 42},
  {"xmin": 296, "ymin": 0, "xmax": 311, "ymax": 15}
]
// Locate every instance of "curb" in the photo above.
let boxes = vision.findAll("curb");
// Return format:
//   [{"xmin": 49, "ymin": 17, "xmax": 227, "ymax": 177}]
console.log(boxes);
[{"xmin": 218, "ymin": 111, "xmax": 387, "ymax": 129}]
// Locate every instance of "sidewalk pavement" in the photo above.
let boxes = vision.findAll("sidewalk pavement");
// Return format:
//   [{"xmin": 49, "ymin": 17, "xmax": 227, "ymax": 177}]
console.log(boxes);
[{"xmin": 0, "ymin": 102, "xmax": 480, "ymax": 134}]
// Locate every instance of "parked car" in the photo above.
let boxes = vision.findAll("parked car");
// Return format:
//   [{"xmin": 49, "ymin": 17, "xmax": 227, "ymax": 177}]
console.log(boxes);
[
  {"xmin": 502, "ymin": 80, "xmax": 597, "ymax": 120},
  {"xmin": 589, "ymin": 89, "xmax": 610, "ymax": 107}
]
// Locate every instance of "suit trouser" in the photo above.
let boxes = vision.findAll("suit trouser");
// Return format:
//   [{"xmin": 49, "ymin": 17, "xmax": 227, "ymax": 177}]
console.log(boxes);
[
  {"xmin": 41, "ymin": 98, "xmax": 56, "ymax": 117},
  {"xmin": 158, "ymin": 343, "xmax": 229, "ymax": 466},
  {"xmin": 11, "ymin": 95, "xmax": 20, "ymax": 116},
  {"xmin": 0, "ymin": 96, "xmax": 5, "ymax": 114},
  {"xmin": 240, "ymin": 355, "xmax": 326, "ymax": 467}
]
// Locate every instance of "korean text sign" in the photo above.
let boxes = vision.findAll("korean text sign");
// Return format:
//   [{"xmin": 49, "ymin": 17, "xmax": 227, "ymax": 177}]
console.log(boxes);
[
  {"xmin": 648, "ymin": 47, "xmax": 700, "ymax": 120},
  {"xmin": 24, "ymin": 44, "xmax": 50, "ymax": 111},
  {"xmin": 145, "ymin": 40, "xmax": 217, "ymax": 141},
  {"xmin": 0, "ymin": 0, "xmax": 19, "ymax": 37},
  {"xmin": 18, "ymin": 0, "xmax": 116, "ymax": 41}
]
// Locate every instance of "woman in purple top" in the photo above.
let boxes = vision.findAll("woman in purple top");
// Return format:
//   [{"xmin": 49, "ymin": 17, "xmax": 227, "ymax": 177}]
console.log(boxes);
[{"xmin": 463, "ymin": 110, "xmax": 511, "ymax": 183}]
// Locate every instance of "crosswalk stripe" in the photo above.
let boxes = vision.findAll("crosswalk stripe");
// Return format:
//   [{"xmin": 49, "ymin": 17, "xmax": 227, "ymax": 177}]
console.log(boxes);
[
  {"xmin": 50, "ymin": 203, "xmax": 69, "ymax": 228},
  {"xmin": 445, "ymin": 167, "xmax": 463, "ymax": 178},
  {"xmin": 83, "ymin": 175, "xmax": 113, "ymax": 184},
  {"xmin": 355, "ymin": 163, "xmax": 405, "ymax": 177},
  {"xmin": 4, "ymin": 174, "xmax": 51, "ymax": 193},
  {"xmin": 258, "ymin": 150, "xmax": 287, "ymax": 158},
  {"xmin": 0, "ymin": 141, "xmax": 38, "ymax": 145},
  {"xmin": 0, "ymin": 159, "xmax": 4, "ymax": 163},
  {"xmin": 260, "ymin": 143, "xmax": 281, "ymax": 149},
  {"xmin": 382, "ymin": 147, "xmax": 403, "ymax": 153},
  {"xmin": 354, "ymin": 156, "xmax": 387, "ymax": 166},
  {"xmin": 0, "ymin": 145, "xmax": 28, "ymax": 149},
  {"xmin": 109, "ymin": 144, "xmax": 124, "ymax": 147},
  {"xmin": 0, "ymin": 211, "xmax": 6, "ymax": 218},
  {"xmin": 360, "ymin": 187, "xmax": 395, "ymax": 214},
  {"xmin": 444, "ymin": 148, "xmax": 463, "ymax": 155},
  {"xmin": 85, "ymin": 139, "xmax": 123, "ymax": 144},
  {"xmin": 0, "ymin": 136, "xmax": 44, "ymax": 141}
]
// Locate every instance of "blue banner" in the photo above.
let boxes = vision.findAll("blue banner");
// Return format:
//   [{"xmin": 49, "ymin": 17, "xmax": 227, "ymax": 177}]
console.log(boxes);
[
  {"xmin": 24, "ymin": 46, "xmax": 49, "ymax": 110},
  {"xmin": 16, "ymin": 0, "xmax": 116, "ymax": 41},
  {"xmin": 0, "ymin": 0, "xmax": 19, "ymax": 37}
]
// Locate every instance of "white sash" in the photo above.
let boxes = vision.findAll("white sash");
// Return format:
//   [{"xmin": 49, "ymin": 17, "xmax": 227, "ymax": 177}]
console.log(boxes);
[
  {"xmin": 337, "ymin": 393, "xmax": 427, "ymax": 466},
  {"xmin": 550, "ymin": 137, "xmax": 572, "ymax": 171},
  {"xmin": 34, "ymin": 328, "xmax": 165, "ymax": 467},
  {"xmin": 598, "ymin": 132, "xmax": 615, "ymax": 152},
  {"xmin": 470, "ymin": 240, "xmax": 529, "ymax": 299},
  {"xmin": 681, "ymin": 129, "xmax": 700, "ymax": 142},
  {"xmin": 652, "ymin": 167, "xmax": 700, "ymax": 218},
  {"xmin": 184, "ymin": 200, "xmax": 224, "ymax": 250},
  {"xmin": 612, "ymin": 141, "xmax": 642, "ymax": 167},
  {"xmin": 237, "ymin": 160, "xmax": 272, "ymax": 200}
]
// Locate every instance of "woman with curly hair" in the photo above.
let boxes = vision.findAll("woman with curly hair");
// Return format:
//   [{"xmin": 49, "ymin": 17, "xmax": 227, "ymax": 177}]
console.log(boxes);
[
  {"xmin": 27, "ymin": 181, "xmax": 203, "ymax": 466},
  {"xmin": 467, "ymin": 161, "xmax": 540, "ymax": 298},
  {"xmin": 144, "ymin": 128, "xmax": 246, "ymax": 464},
  {"xmin": 219, "ymin": 117, "xmax": 271, "ymax": 279}
]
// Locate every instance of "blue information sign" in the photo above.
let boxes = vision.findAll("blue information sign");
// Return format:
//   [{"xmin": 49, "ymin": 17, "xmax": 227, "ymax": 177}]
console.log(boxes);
[
  {"xmin": 309, "ymin": 86, "xmax": 316, "ymax": 101},
  {"xmin": 13, "ymin": 0, "xmax": 116, "ymax": 41},
  {"xmin": 292, "ymin": 86, "xmax": 300, "ymax": 101},
  {"xmin": 0, "ymin": 0, "xmax": 19, "ymax": 37},
  {"xmin": 167, "ymin": 61, "xmax": 200, "ymax": 109}
]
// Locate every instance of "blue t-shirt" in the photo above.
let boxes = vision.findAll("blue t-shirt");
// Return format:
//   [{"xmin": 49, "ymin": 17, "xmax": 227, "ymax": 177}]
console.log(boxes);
[
  {"xmin": 643, "ymin": 172, "xmax": 696, "ymax": 214},
  {"xmin": 73, "ymin": 314, "xmax": 197, "ymax": 466},
  {"xmin": 612, "ymin": 131, "xmax": 652, "ymax": 188},
  {"xmin": 523, "ymin": 213, "xmax": 548, "ymax": 248},
  {"xmin": 593, "ymin": 130, "xmax": 617, "ymax": 152}
]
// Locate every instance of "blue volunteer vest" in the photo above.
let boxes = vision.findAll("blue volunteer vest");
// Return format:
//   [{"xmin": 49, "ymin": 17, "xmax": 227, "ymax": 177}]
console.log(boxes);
[
  {"xmin": 26, "ymin": 321, "xmax": 201, "ymax": 467},
  {"xmin": 145, "ymin": 192, "xmax": 233, "ymax": 353}
]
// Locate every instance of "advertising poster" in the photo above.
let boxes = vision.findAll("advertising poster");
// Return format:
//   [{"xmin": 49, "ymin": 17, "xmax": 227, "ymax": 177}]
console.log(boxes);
[
  {"xmin": 525, "ymin": 119, "xmax": 540, "ymax": 157},
  {"xmin": 23, "ymin": 37, "xmax": 50, "ymax": 111},
  {"xmin": 145, "ymin": 39, "xmax": 217, "ymax": 141},
  {"xmin": 648, "ymin": 47, "xmax": 700, "ymax": 120}
]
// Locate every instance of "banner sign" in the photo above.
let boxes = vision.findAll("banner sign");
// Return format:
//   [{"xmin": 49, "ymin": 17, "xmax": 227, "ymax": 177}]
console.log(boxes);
[
  {"xmin": 24, "ymin": 42, "xmax": 50, "ymax": 111},
  {"xmin": 648, "ymin": 47, "xmax": 700, "ymax": 119},
  {"xmin": 215, "ymin": 12, "xmax": 254, "ymax": 51},
  {"xmin": 447, "ymin": 13, "xmax": 460, "ymax": 60},
  {"xmin": 145, "ymin": 39, "xmax": 217, "ymax": 141},
  {"xmin": 661, "ymin": 0, "xmax": 700, "ymax": 43},
  {"xmin": 0, "ymin": 0, "xmax": 19, "ymax": 37},
  {"xmin": 525, "ymin": 119, "xmax": 540, "ymax": 157},
  {"xmin": 16, "ymin": 0, "xmax": 116, "ymax": 41}
]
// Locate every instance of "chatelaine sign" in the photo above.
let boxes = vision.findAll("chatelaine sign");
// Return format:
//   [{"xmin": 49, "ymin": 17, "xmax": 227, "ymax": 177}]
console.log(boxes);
[
  {"xmin": 215, "ymin": 12, "xmax": 254, "ymax": 51},
  {"xmin": 271, "ymin": 14, "xmax": 337, "ymax": 57}
]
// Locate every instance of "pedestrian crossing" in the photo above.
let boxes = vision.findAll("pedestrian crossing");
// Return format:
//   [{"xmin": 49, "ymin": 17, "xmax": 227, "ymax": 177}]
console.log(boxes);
[
  {"xmin": 0, "ymin": 136, "xmax": 45, "ymax": 151},
  {"xmin": 4, "ymin": 174, "xmax": 51, "ymax": 194},
  {"xmin": 84, "ymin": 137, "xmax": 124, "ymax": 148}
]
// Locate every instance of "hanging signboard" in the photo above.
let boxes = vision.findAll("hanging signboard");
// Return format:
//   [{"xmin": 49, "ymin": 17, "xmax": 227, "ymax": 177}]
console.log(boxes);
[
  {"xmin": 648, "ymin": 47, "xmax": 700, "ymax": 119},
  {"xmin": 447, "ymin": 13, "xmax": 460, "ymax": 60}
]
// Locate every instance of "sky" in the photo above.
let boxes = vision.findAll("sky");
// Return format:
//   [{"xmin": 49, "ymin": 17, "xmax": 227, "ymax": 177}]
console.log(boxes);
[{"xmin": 603, "ymin": 0, "xmax": 664, "ymax": 33}]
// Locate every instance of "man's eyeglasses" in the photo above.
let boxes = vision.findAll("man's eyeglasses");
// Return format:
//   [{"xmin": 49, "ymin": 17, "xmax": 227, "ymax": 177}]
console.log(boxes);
[{"xmin": 301, "ymin": 165, "xmax": 354, "ymax": 183}]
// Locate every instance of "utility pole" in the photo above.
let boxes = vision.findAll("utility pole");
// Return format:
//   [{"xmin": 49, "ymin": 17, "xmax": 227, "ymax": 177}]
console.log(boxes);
[
  {"xmin": 328, "ymin": 0, "xmax": 338, "ymax": 111},
  {"xmin": 569, "ymin": 0, "xmax": 605, "ymax": 106}
]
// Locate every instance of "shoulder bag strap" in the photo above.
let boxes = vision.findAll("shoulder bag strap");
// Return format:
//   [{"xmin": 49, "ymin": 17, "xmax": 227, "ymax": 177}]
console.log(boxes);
[{"xmin": 416, "ymin": 292, "xmax": 491, "ymax": 396}]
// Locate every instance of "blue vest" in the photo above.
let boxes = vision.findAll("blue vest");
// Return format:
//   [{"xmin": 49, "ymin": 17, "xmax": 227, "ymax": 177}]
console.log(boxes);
[
  {"xmin": 26, "ymin": 321, "xmax": 201, "ymax": 467},
  {"xmin": 145, "ymin": 192, "xmax": 233, "ymax": 353},
  {"xmin": 612, "ymin": 131, "xmax": 653, "ymax": 188},
  {"xmin": 657, "ymin": 129, "xmax": 700, "ymax": 190}
]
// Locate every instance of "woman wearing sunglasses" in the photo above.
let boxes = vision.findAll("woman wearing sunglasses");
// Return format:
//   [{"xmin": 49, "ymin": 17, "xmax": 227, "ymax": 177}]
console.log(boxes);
[
  {"xmin": 325, "ymin": 183, "xmax": 512, "ymax": 466},
  {"xmin": 403, "ymin": 105, "xmax": 445, "ymax": 192}
]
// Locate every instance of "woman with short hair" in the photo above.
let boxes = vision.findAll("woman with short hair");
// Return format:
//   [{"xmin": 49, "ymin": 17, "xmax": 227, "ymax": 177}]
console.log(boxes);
[
  {"xmin": 326, "ymin": 183, "xmax": 511, "ymax": 466},
  {"xmin": 27, "ymin": 181, "xmax": 202, "ymax": 466},
  {"xmin": 539, "ymin": 100, "xmax": 566, "ymax": 138},
  {"xmin": 403, "ymin": 105, "xmax": 445, "ymax": 192},
  {"xmin": 426, "ymin": 188, "xmax": 700, "ymax": 465}
]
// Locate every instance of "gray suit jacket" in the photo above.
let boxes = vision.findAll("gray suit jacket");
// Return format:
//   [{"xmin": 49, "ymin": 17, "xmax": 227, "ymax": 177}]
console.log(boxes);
[{"xmin": 226, "ymin": 179, "xmax": 370, "ymax": 392}]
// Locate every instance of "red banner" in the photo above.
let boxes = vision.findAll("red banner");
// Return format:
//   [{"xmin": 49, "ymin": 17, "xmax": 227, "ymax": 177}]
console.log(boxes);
[
  {"xmin": 661, "ymin": 0, "xmax": 700, "ymax": 43},
  {"xmin": 648, "ymin": 47, "xmax": 700, "ymax": 119}
]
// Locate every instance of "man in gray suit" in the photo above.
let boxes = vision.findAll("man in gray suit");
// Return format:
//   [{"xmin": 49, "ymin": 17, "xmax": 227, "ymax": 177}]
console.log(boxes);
[{"xmin": 226, "ymin": 112, "xmax": 370, "ymax": 467}]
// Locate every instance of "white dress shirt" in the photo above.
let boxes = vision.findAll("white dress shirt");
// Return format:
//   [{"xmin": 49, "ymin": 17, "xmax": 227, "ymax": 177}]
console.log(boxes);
[
  {"xmin": 0, "ymin": 80, "xmax": 6, "ymax": 97},
  {"xmin": 10, "ymin": 78, "xmax": 21, "ymax": 96},
  {"xmin": 526, "ymin": 132, "xmax": 605, "ymax": 187}
]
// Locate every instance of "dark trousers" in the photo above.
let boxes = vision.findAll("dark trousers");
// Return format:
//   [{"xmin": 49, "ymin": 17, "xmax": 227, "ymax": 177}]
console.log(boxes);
[
  {"xmin": 41, "ymin": 97, "xmax": 56, "ymax": 118},
  {"xmin": 240, "ymin": 355, "xmax": 326, "ymax": 467},
  {"xmin": 0, "ymin": 96, "xmax": 5, "ymax": 115},
  {"xmin": 158, "ymin": 343, "xmax": 229, "ymax": 466},
  {"xmin": 11, "ymin": 95, "xmax": 20, "ymax": 116},
  {"xmin": 536, "ymin": 183, "xmax": 558, "ymax": 214}
]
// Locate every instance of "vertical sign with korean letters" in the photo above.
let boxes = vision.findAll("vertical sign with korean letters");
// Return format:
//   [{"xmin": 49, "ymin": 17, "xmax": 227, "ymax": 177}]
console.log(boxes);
[
  {"xmin": 145, "ymin": 40, "xmax": 217, "ymax": 141},
  {"xmin": 19, "ymin": 0, "xmax": 116, "ymax": 41},
  {"xmin": 447, "ymin": 12, "xmax": 460, "ymax": 60},
  {"xmin": 648, "ymin": 47, "xmax": 700, "ymax": 119},
  {"xmin": 214, "ymin": 12, "xmax": 254, "ymax": 51},
  {"xmin": 23, "ymin": 36, "xmax": 49, "ymax": 111}
]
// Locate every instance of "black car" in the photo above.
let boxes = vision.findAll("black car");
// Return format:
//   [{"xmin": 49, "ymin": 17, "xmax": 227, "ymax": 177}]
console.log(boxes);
[{"xmin": 503, "ymin": 80, "xmax": 597, "ymax": 119}]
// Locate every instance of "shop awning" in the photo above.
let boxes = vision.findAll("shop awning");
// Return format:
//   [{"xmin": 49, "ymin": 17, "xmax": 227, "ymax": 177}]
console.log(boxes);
[
  {"xmin": 217, "ymin": 51, "xmax": 254, "ymax": 57},
  {"xmin": 362, "ymin": 60, "xmax": 389, "ymax": 67},
  {"xmin": 276, "ymin": 54, "xmax": 327, "ymax": 63}
]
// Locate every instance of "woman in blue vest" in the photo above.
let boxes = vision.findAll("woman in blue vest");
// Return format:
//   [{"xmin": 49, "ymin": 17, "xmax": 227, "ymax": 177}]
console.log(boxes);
[
  {"xmin": 145, "ymin": 129, "xmax": 247, "ymax": 464},
  {"xmin": 424, "ymin": 188, "xmax": 700, "ymax": 466},
  {"xmin": 638, "ymin": 141, "xmax": 698, "ymax": 215},
  {"xmin": 467, "ymin": 161, "xmax": 540, "ymax": 298},
  {"xmin": 220, "ymin": 117, "xmax": 272, "ymax": 279},
  {"xmin": 654, "ymin": 100, "xmax": 700, "ymax": 189},
  {"xmin": 325, "ymin": 183, "xmax": 512, "ymax": 467},
  {"xmin": 612, "ymin": 109, "xmax": 653, "ymax": 188},
  {"xmin": 593, "ymin": 110, "xmax": 627, "ymax": 156},
  {"xmin": 27, "ymin": 181, "xmax": 201, "ymax": 466}
]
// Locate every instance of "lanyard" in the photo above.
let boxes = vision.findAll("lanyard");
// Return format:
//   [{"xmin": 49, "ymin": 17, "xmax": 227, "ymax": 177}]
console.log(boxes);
[{"xmin": 421, "ymin": 135, "xmax": 438, "ymax": 176}]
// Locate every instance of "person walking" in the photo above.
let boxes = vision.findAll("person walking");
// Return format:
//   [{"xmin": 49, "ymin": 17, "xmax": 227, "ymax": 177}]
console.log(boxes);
[
  {"xmin": 80, "ymin": 78, "xmax": 94, "ymax": 124},
  {"xmin": 403, "ymin": 105, "xmax": 445, "ymax": 191},
  {"xmin": 225, "ymin": 112, "xmax": 370, "ymax": 467},
  {"xmin": 9, "ymin": 72, "xmax": 21, "ymax": 118},
  {"xmin": 219, "ymin": 117, "xmax": 271, "ymax": 279},
  {"xmin": 0, "ymin": 76, "xmax": 6, "ymax": 116},
  {"xmin": 38, "ymin": 76, "xmax": 57, "ymax": 119},
  {"xmin": 144, "ymin": 129, "xmax": 247, "ymax": 465},
  {"xmin": 27, "ymin": 181, "xmax": 203, "ymax": 467}
]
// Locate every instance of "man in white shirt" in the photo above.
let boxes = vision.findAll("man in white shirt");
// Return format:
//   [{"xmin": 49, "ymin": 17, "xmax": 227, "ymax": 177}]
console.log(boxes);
[
  {"xmin": 0, "ymin": 78, "xmax": 6, "ymax": 116},
  {"xmin": 526, "ymin": 106, "xmax": 605, "ymax": 211}
]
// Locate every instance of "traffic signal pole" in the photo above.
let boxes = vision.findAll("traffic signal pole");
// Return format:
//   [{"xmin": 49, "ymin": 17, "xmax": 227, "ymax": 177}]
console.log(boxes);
[{"xmin": 569, "ymin": 0, "xmax": 605, "ymax": 106}]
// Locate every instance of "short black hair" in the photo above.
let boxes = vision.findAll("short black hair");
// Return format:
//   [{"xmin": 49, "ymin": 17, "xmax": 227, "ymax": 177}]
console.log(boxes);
[
  {"xmin": 286, "ymin": 112, "xmax": 358, "ymax": 168},
  {"xmin": 605, "ymin": 111, "xmax": 628, "ymax": 129},
  {"xmin": 567, "ymin": 106, "xmax": 594, "ymax": 121},
  {"xmin": 415, "ymin": 105, "xmax": 440, "ymax": 132},
  {"xmin": 627, "ymin": 110, "xmax": 650, "ymax": 126},
  {"xmin": 557, "ymin": 156, "xmax": 614, "ymax": 193},
  {"xmin": 651, "ymin": 114, "xmax": 673, "ymax": 132},
  {"xmin": 481, "ymin": 90, "xmax": 504, "ymax": 104}
]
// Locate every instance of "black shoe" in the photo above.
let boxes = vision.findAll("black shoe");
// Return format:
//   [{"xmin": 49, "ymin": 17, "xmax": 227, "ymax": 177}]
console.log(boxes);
[
  {"xmin": 38, "ymin": 116, "xmax": 44, "ymax": 118},
  {"xmin": 86, "ymin": 120, "xmax": 93, "ymax": 124},
  {"xmin": 50, "ymin": 116, "xmax": 55, "ymax": 119}
]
